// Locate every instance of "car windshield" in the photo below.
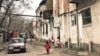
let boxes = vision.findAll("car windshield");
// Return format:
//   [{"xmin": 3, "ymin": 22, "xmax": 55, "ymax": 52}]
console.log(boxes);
[{"xmin": 9, "ymin": 38, "xmax": 23, "ymax": 43}]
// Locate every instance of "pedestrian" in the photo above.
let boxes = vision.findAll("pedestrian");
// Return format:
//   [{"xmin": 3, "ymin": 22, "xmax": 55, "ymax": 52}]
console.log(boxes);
[
  {"xmin": 51, "ymin": 37, "xmax": 55, "ymax": 45},
  {"xmin": 44, "ymin": 41, "xmax": 51, "ymax": 54},
  {"xmin": 56, "ymin": 39, "xmax": 61, "ymax": 48}
]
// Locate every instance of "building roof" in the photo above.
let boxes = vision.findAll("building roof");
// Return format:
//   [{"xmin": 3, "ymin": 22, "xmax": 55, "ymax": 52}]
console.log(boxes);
[
  {"xmin": 39, "ymin": 0, "xmax": 46, "ymax": 5},
  {"xmin": 35, "ymin": 0, "xmax": 46, "ymax": 13},
  {"xmin": 35, "ymin": 6, "xmax": 40, "ymax": 13}
]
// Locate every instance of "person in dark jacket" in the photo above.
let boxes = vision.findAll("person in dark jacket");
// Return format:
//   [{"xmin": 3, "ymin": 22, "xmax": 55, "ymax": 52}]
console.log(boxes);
[{"xmin": 44, "ymin": 41, "xmax": 50, "ymax": 54}]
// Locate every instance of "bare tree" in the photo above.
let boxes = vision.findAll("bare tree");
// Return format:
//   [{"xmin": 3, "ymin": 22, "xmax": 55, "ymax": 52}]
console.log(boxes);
[
  {"xmin": 0, "ymin": 0, "xmax": 33, "ymax": 28},
  {"xmin": 24, "ymin": 19, "xmax": 34, "ymax": 43},
  {"xmin": 0, "ymin": 0, "xmax": 13, "ymax": 28},
  {"xmin": 9, "ymin": 16, "xmax": 25, "ymax": 33},
  {"xmin": 20, "ymin": 0, "xmax": 34, "ymax": 9},
  {"xmin": 0, "ymin": 0, "xmax": 3, "ymax": 8}
]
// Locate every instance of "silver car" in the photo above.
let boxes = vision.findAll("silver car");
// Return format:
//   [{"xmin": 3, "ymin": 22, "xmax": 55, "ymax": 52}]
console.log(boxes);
[{"xmin": 7, "ymin": 38, "xmax": 26, "ymax": 54}]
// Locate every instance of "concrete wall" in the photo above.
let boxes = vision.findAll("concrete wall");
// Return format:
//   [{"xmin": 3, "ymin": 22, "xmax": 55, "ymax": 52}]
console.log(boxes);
[
  {"xmin": 36, "ymin": 0, "xmax": 100, "ymax": 52},
  {"xmin": 46, "ymin": 0, "xmax": 53, "ymax": 10},
  {"xmin": 43, "ymin": 0, "xmax": 100, "ymax": 53},
  {"xmin": 91, "ymin": 0, "xmax": 100, "ymax": 52},
  {"xmin": 91, "ymin": 0, "xmax": 100, "ymax": 44},
  {"xmin": 53, "ymin": 0, "xmax": 59, "ymax": 42},
  {"xmin": 53, "ymin": 0, "xmax": 59, "ymax": 16},
  {"xmin": 53, "ymin": 0, "xmax": 79, "ymax": 46}
]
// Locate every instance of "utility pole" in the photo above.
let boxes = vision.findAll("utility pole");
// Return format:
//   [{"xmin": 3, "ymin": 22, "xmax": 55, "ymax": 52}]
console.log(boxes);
[
  {"xmin": 68, "ymin": 0, "xmax": 80, "ymax": 48},
  {"xmin": 68, "ymin": 1, "xmax": 71, "ymax": 49},
  {"xmin": 76, "ymin": 3, "xmax": 80, "ymax": 48},
  {"xmin": 75, "ymin": 0, "xmax": 80, "ymax": 48}
]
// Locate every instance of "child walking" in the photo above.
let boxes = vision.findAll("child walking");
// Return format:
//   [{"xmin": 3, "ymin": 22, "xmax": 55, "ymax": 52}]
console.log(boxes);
[{"xmin": 44, "ymin": 41, "xmax": 50, "ymax": 54}]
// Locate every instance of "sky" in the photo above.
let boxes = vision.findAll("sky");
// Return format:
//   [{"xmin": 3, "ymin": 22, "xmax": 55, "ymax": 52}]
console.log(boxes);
[
  {"xmin": 23, "ymin": 0, "xmax": 42, "ymax": 16},
  {"xmin": 12, "ymin": 0, "xmax": 42, "ymax": 19},
  {"xmin": 20, "ymin": 0, "xmax": 42, "ymax": 19}
]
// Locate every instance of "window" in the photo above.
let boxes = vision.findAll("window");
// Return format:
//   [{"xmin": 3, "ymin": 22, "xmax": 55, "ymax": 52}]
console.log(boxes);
[
  {"xmin": 43, "ymin": 26, "xmax": 44, "ymax": 35},
  {"xmin": 43, "ymin": 10, "xmax": 52, "ymax": 19},
  {"xmin": 82, "ymin": 8, "xmax": 92, "ymax": 25},
  {"xmin": 46, "ymin": 24, "xmax": 48, "ymax": 34},
  {"xmin": 72, "ymin": 14, "xmax": 77, "ymax": 26}
]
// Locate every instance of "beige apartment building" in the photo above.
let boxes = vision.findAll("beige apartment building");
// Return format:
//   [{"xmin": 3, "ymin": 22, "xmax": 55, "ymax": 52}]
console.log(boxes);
[
  {"xmin": 53, "ymin": 0, "xmax": 76, "ymax": 47},
  {"xmin": 53, "ymin": 0, "xmax": 100, "ymax": 53},
  {"xmin": 69, "ymin": 0, "xmax": 100, "ymax": 53},
  {"xmin": 36, "ymin": 0, "xmax": 100, "ymax": 53}
]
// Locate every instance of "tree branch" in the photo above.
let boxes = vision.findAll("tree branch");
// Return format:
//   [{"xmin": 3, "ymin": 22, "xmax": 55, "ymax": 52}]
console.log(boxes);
[{"xmin": 0, "ymin": 1, "xmax": 13, "ymax": 28}]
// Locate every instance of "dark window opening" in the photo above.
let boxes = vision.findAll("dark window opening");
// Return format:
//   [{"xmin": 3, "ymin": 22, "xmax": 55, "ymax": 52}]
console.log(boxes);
[
  {"xmin": 82, "ymin": 8, "xmax": 92, "ymax": 25},
  {"xmin": 46, "ymin": 24, "xmax": 48, "ymax": 34},
  {"xmin": 43, "ymin": 26, "xmax": 44, "ymax": 35},
  {"xmin": 72, "ymin": 14, "xmax": 77, "ymax": 26}
]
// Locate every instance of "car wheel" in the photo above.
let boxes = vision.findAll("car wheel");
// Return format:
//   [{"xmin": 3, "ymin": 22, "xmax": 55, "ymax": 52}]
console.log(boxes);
[
  {"xmin": 24, "ymin": 48, "xmax": 26, "ymax": 52},
  {"xmin": 22, "ymin": 48, "xmax": 26, "ymax": 53},
  {"xmin": 8, "ymin": 50, "xmax": 13, "ymax": 54}
]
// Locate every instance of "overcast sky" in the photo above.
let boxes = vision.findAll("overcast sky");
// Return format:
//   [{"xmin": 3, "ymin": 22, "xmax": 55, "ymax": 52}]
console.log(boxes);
[
  {"xmin": 23, "ymin": 0, "xmax": 42, "ymax": 16},
  {"xmin": 12, "ymin": 0, "xmax": 42, "ymax": 19}
]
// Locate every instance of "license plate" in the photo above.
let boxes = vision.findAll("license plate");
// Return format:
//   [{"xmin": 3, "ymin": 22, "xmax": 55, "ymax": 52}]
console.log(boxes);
[{"xmin": 14, "ymin": 49, "xmax": 20, "ymax": 51}]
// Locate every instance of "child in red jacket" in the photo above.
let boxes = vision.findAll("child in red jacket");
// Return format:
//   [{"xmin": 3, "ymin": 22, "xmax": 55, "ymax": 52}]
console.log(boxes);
[{"xmin": 45, "ymin": 41, "xmax": 50, "ymax": 54}]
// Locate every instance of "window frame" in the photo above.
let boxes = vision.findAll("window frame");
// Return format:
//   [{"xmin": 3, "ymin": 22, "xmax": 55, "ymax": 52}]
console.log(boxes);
[
  {"xmin": 71, "ymin": 14, "xmax": 77, "ymax": 26},
  {"xmin": 82, "ymin": 8, "xmax": 92, "ymax": 25}
]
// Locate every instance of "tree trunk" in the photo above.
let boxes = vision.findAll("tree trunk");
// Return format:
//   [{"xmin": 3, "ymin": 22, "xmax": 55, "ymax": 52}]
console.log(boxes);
[
  {"xmin": 28, "ymin": 30, "xmax": 32, "ymax": 44},
  {"xmin": 7, "ymin": 15, "xmax": 12, "ymax": 31},
  {"xmin": 0, "ymin": 0, "xmax": 3, "ymax": 8},
  {"xmin": 0, "ymin": 1, "xmax": 13, "ymax": 28}
]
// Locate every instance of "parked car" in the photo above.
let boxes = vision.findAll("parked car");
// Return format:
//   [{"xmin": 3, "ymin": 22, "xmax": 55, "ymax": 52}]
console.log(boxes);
[{"xmin": 7, "ymin": 38, "xmax": 26, "ymax": 54}]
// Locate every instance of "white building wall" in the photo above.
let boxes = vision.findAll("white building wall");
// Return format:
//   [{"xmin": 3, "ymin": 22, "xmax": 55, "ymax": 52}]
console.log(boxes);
[
  {"xmin": 48, "ymin": 22, "xmax": 52, "ymax": 39},
  {"xmin": 78, "ymin": 13, "xmax": 83, "ymax": 44},
  {"xmin": 64, "ymin": 15, "xmax": 69, "ymax": 42},
  {"xmin": 52, "ymin": 28, "xmax": 58, "ymax": 42},
  {"xmin": 60, "ymin": 16, "xmax": 66, "ymax": 43},
  {"xmin": 91, "ymin": 0, "xmax": 100, "ymax": 44},
  {"xmin": 78, "ymin": 7, "xmax": 93, "ymax": 44}
]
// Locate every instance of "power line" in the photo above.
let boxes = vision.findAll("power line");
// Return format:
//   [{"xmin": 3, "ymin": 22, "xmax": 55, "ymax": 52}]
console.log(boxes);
[{"xmin": 0, "ymin": 13, "xmax": 41, "ymax": 17}]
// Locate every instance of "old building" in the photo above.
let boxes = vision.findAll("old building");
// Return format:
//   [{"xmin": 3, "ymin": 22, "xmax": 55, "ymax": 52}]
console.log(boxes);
[
  {"xmin": 36, "ymin": 0, "xmax": 100, "ymax": 53},
  {"xmin": 36, "ymin": 0, "xmax": 53, "ymax": 41},
  {"xmin": 35, "ymin": 0, "xmax": 47, "ymax": 40},
  {"xmin": 53, "ymin": 0, "xmax": 76, "ymax": 47},
  {"xmin": 69, "ymin": 0, "xmax": 100, "ymax": 53}
]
